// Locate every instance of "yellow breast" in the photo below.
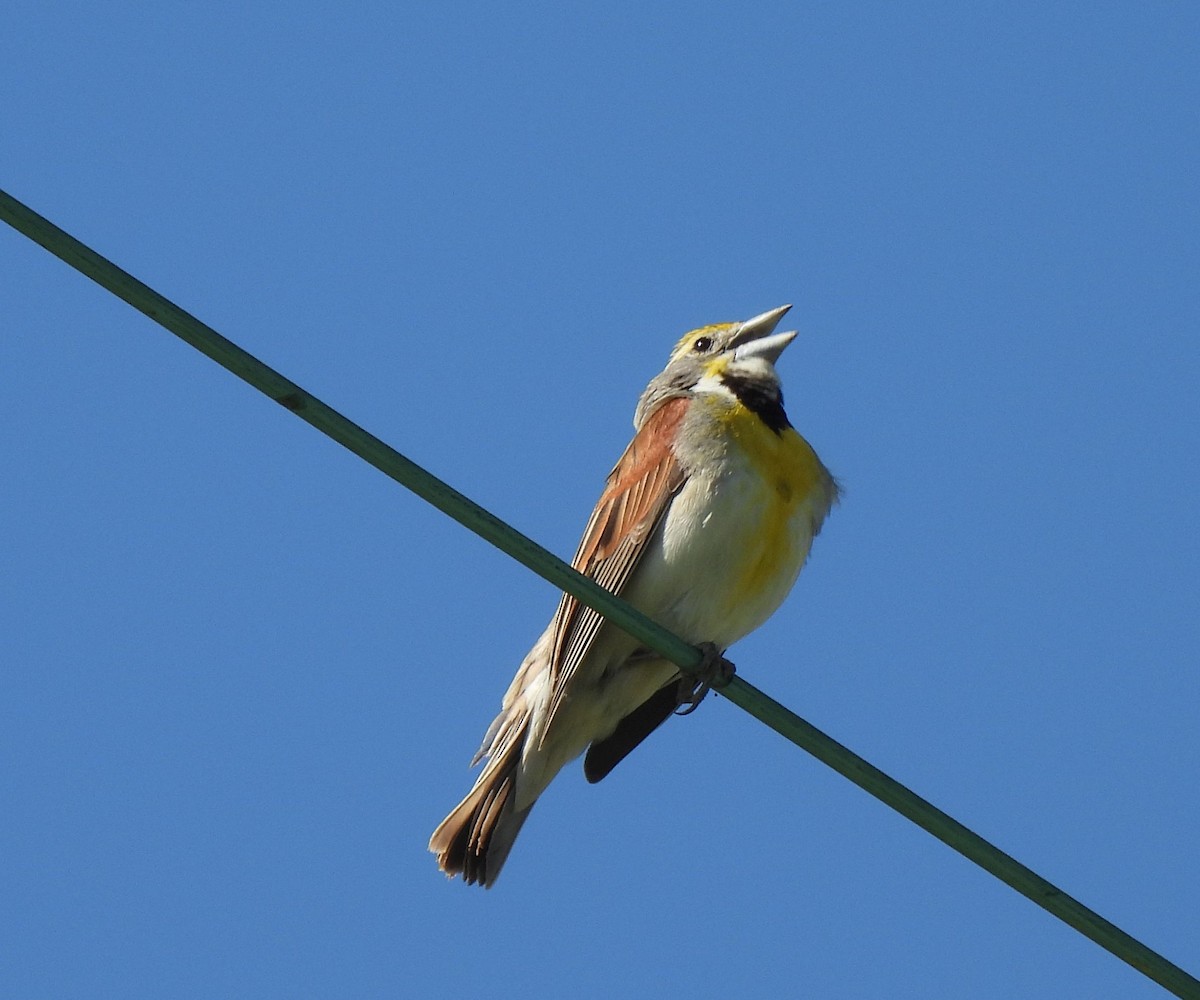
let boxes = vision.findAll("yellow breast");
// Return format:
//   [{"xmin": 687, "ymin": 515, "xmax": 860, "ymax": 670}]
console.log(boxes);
[
  {"xmin": 714, "ymin": 401, "xmax": 831, "ymax": 602},
  {"xmin": 626, "ymin": 394, "xmax": 835, "ymax": 649}
]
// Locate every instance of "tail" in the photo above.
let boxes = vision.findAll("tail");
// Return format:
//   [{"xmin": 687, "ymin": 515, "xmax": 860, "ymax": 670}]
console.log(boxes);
[{"xmin": 429, "ymin": 735, "xmax": 535, "ymax": 888}]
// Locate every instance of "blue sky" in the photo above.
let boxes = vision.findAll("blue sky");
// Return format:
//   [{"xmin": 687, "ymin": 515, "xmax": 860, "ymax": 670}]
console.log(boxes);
[{"xmin": 3, "ymin": 4, "xmax": 1198, "ymax": 997}]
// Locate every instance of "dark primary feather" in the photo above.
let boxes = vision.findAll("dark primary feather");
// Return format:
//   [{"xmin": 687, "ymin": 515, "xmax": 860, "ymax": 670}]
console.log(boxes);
[{"xmin": 583, "ymin": 681, "xmax": 680, "ymax": 783}]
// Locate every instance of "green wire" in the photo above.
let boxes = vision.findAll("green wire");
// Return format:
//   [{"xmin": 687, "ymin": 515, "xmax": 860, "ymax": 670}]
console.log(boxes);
[{"xmin": 3, "ymin": 188, "xmax": 1197, "ymax": 1000}]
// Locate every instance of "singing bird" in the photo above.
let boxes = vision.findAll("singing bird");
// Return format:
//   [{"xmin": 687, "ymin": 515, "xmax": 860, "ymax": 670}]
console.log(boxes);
[{"xmin": 430, "ymin": 305, "xmax": 838, "ymax": 886}]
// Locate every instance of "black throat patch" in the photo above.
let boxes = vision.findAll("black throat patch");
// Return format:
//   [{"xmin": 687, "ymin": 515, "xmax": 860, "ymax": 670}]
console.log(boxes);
[{"xmin": 722, "ymin": 374, "xmax": 792, "ymax": 434}]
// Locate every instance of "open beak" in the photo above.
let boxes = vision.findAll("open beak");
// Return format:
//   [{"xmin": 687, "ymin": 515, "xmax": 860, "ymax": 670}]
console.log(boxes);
[{"xmin": 731, "ymin": 304, "xmax": 797, "ymax": 363}]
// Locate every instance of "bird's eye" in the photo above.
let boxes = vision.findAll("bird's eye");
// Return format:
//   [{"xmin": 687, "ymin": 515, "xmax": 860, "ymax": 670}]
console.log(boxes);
[{"xmin": 693, "ymin": 336, "xmax": 713, "ymax": 353}]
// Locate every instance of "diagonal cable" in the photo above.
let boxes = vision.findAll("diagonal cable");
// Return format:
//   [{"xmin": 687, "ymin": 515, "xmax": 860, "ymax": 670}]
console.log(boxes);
[{"xmin": 2, "ymin": 189, "xmax": 1196, "ymax": 1000}]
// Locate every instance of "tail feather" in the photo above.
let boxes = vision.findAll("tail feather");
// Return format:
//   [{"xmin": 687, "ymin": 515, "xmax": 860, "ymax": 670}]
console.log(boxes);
[{"xmin": 430, "ymin": 739, "xmax": 534, "ymax": 887}]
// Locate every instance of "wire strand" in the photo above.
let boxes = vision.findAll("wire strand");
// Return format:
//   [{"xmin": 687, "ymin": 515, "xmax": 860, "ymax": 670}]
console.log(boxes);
[{"xmin": 3, "ymin": 188, "xmax": 1196, "ymax": 999}]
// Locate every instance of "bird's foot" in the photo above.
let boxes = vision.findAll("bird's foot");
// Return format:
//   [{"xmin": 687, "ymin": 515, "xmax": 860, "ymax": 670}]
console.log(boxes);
[{"xmin": 674, "ymin": 642, "xmax": 736, "ymax": 716}]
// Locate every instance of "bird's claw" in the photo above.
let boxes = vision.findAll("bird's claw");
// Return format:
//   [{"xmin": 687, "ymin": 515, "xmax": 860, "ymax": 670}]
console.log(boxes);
[{"xmin": 674, "ymin": 642, "xmax": 736, "ymax": 716}]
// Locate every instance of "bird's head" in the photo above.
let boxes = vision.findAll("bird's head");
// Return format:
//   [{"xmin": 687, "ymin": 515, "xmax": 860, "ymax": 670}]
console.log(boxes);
[{"xmin": 634, "ymin": 305, "xmax": 796, "ymax": 429}]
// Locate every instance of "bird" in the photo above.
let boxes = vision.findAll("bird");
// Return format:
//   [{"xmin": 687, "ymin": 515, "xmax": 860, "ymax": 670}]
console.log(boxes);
[{"xmin": 429, "ymin": 305, "xmax": 838, "ymax": 886}]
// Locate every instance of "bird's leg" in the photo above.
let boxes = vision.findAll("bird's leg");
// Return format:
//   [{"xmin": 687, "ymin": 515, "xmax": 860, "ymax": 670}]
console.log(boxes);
[{"xmin": 674, "ymin": 642, "xmax": 736, "ymax": 716}]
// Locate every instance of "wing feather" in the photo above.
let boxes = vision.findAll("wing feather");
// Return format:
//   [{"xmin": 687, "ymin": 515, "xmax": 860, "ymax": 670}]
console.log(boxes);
[{"xmin": 540, "ymin": 397, "xmax": 689, "ymax": 732}]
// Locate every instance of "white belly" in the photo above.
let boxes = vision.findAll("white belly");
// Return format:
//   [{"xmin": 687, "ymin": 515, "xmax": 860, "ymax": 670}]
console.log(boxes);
[{"xmin": 622, "ymin": 452, "xmax": 820, "ymax": 651}]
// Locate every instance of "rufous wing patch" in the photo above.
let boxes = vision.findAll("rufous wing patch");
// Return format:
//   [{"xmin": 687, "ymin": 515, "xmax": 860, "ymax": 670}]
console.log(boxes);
[{"xmin": 542, "ymin": 396, "xmax": 690, "ymax": 732}]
